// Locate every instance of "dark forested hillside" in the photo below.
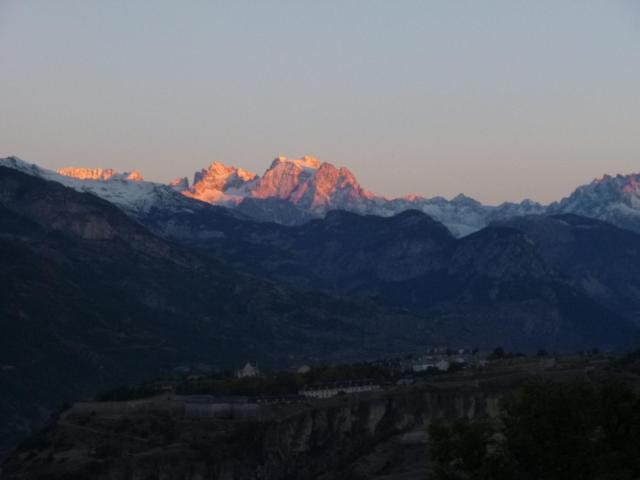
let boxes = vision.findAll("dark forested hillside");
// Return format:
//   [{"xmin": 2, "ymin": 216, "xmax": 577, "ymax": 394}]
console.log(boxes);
[{"xmin": 140, "ymin": 204, "xmax": 639, "ymax": 351}]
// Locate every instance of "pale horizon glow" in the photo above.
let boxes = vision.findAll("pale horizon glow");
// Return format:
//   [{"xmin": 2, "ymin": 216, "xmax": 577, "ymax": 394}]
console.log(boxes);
[{"xmin": 1, "ymin": 1, "xmax": 639, "ymax": 204}]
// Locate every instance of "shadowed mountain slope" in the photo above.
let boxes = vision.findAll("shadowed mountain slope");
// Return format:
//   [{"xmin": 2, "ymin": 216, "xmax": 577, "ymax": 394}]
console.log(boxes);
[
  {"xmin": 496, "ymin": 214, "xmax": 640, "ymax": 323},
  {"xmin": 139, "ymin": 204, "xmax": 639, "ymax": 352}
]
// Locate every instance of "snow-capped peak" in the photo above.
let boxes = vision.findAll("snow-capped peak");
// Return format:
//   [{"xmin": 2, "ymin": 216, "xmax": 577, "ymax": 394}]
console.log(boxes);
[
  {"xmin": 0, "ymin": 156, "xmax": 52, "ymax": 178},
  {"xmin": 0, "ymin": 156, "xmax": 195, "ymax": 218},
  {"xmin": 246, "ymin": 156, "xmax": 372, "ymax": 212},
  {"xmin": 192, "ymin": 162, "xmax": 257, "ymax": 189},
  {"xmin": 57, "ymin": 167, "xmax": 144, "ymax": 182},
  {"xmin": 547, "ymin": 170, "xmax": 640, "ymax": 232},
  {"xmin": 169, "ymin": 176, "xmax": 190, "ymax": 192},
  {"xmin": 270, "ymin": 155, "xmax": 321, "ymax": 170},
  {"xmin": 180, "ymin": 161, "xmax": 258, "ymax": 206}
]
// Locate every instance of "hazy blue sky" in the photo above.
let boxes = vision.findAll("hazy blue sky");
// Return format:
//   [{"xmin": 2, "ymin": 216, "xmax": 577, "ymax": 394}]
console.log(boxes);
[{"xmin": 1, "ymin": 1, "xmax": 639, "ymax": 204}]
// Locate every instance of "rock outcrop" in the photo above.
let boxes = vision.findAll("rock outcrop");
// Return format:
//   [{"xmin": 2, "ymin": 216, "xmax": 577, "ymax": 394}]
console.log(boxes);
[{"xmin": 2, "ymin": 384, "xmax": 503, "ymax": 480}]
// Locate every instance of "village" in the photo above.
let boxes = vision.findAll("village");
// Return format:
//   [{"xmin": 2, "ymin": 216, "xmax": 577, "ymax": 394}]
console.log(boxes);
[
  {"xmin": 6, "ymin": 347, "xmax": 626, "ymax": 480},
  {"xmin": 187, "ymin": 346, "xmax": 484, "ymax": 405},
  {"xmin": 61, "ymin": 346, "xmax": 599, "ymax": 423}
]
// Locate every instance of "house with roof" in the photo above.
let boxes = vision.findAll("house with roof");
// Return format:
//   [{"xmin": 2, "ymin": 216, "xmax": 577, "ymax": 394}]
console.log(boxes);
[{"xmin": 235, "ymin": 361, "xmax": 260, "ymax": 378}]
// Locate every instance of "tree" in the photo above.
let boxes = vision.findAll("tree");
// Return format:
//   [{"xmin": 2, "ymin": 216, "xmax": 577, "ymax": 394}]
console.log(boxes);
[
  {"xmin": 487, "ymin": 347, "xmax": 506, "ymax": 360},
  {"xmin": 429, "ymin": 379, "xmax": 640, "ymax": 480}
]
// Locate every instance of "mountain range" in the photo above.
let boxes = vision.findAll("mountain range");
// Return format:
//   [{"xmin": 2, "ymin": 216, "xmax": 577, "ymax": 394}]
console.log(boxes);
[
  {"xmin": 11, "ymin": 155, "xmax": 639, "ymax": 237},
  {"xmin": 2, "ymin": 154, "xmax": 640, "ymax": 455}
]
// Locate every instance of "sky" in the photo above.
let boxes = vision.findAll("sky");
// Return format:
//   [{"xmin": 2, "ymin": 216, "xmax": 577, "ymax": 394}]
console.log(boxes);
[{"xmin": 1, "ymin": 1, "xmax": 639, "ymax": 205}]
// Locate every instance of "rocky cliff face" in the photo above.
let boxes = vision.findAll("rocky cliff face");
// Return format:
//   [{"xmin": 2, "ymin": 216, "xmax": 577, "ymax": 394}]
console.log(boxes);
[
  {"xmin": 180, "ymin": 156, "xmax": 374, "ymax": 217},
  {"xmin": 182, "ymin": 162, "xmax": 258, "ymax": 205},
  {"xmin": 249, "ymin": 157, "xmax": 374, "ymax": 213},
  {"xmin": 2, "ymin": 386, "xmax": 502, "ymax": 480}
]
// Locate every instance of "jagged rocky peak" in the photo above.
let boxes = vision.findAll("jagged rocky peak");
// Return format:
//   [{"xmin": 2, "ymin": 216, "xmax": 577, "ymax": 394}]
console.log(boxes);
[
  {"xmin": 565, "ymin": 172, "xmax": 640, "ymax": 203},
  {"xmin": 168, "ymin": 176, "xmax": 189, "ymax": 192},
  {"xmin": 57, "ymin": 167, "xmax": 144, "ymax": 181},
  {"xmin": 181, "ymin": 161, "xmax": 258, "ymax": 205},
  {"xmin": 621, "ymin": 175, "xmax": 640, "ymax": 194},
  {"xmin": 125, "ymin": 170, "xmax": 144, "ymax": 181},
  {"xmin": 167, "ymin": 155, "xmax": 371, "ymax": 211},
  {"xmin": 250, "ymin": 156, "xmax": 317, "ymax": 200},
  {"xmin": 596, "ymin": 172, "xmax": 640, "ymax": 196},
  {"xmin": 312, "ymin": 162, "xmax": 374, "ymax": 205},
  {"xmin": 451, "ymin": 193, "xmax": 482, "ymax": 207},
  {"xmin": 250, "ymin": 155, "xmax": 373, "ymax": 211},
  {"xmin": 544, "ymin": 170, "xmax": 640, "ymax": 234},
  {"xmin": 192, "ymin": 162, "xmax": 258, "ymax": 190},
  {"xmin": 270, "ymin": 155, "xmax": 321, "ymax": 170}
]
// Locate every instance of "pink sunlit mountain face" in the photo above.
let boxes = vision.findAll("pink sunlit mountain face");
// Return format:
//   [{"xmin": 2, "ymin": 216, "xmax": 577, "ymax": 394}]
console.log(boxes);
[
  {"xmin": 250, "ymin": 156, "xmax": 375, "ymax": 211},
  {"xmin": 178, "ymin": 156, "xmax": 374, "ymax": 213},
  {"xmin": 58, "ymin": 167, "xmax": 144, "ymax": 182},
  {"xmin": 177, "ymin": 162, "xmax": 258, "ymax": 205},
  {"xmin": 175, "ymin": 155, "xmax": 540, "ymax": 236}
]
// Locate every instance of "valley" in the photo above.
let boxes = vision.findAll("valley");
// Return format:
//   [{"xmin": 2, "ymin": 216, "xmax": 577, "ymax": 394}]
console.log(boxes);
[{"xmin": 2, "ymin": 156, "xmax": 640, "ymax": 467}]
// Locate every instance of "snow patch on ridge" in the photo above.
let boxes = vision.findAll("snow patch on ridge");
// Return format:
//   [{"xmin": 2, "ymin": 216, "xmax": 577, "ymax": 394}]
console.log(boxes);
[{"xmin": 0, "ymin": 156, "xmax": 196, "ymax": 217}]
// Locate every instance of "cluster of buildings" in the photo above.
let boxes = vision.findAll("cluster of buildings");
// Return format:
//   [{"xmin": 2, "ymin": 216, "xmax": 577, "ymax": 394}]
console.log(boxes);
[
  {"xmin": 299, "ymin": 380, "xmax": 381, "ymax": 399},
  {"xmin": 232, "ymin": 361, "xmax": 383, "ymax": 400},
  {"xmin": 235, "ymin": 361, "xmax": 260, "ymax": 378},
  {"xmin": 411, "ymin": 358, "xmax": 452, "ymax": 373},
  {"xmin": 234, "ymin": 362, "xmax": 311, "ymax": 379},
  {"xmin": 222, "ymin": 350, "xmax": 480, "ymax": 406},
  {"xmin": 400, "ymin": 348, "xmax": 479, "ymax": 374}
]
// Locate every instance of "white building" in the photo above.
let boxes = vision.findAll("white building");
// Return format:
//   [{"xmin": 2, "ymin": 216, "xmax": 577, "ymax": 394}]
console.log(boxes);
[
  {"xmin": 235, "ymin": 361, "xmax": 260, "ymax": 378},
  {"xmin": 436, "ymin": 359, "xmax": 450, "ymax": 371},
  {"xmin": 412, "ymin": 359, "xmax": 450, "ymax": 372},
  {"xmin": 412, "ymin": 362, "xmax": 436, "ymax": 373}
]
